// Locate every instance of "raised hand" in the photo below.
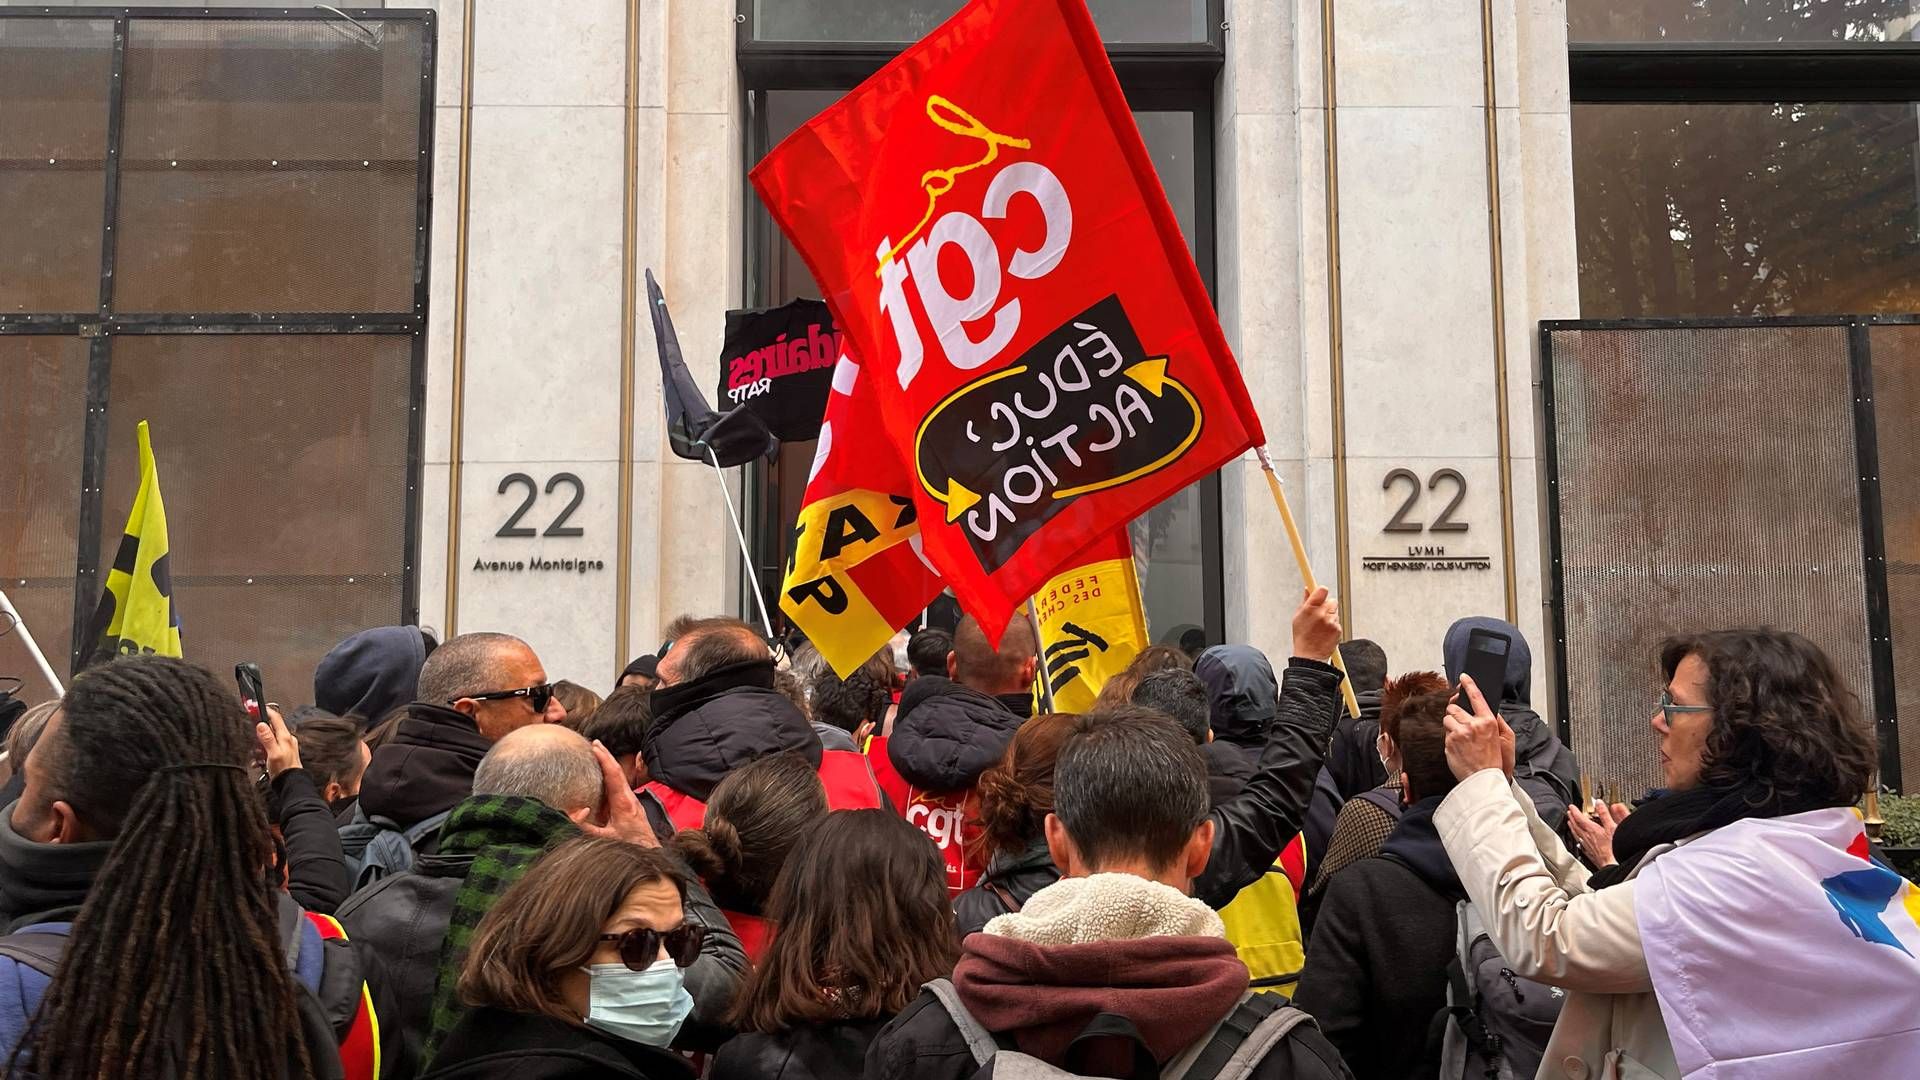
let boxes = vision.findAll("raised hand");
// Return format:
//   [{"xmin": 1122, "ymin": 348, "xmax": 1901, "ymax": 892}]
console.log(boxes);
[{"xmin": 1291, "ymin": 586, "xmax": 1342, "ymax": 662}]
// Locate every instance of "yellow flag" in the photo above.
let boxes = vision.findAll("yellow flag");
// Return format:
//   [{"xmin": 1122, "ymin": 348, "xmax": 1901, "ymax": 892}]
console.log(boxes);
[
  {"xmin": 84, "ymin": 420, "xmax": 181, "ymax": 665},
  {"xmin": 1032, "ymin": 532, "xmax": 1147, "ymax": 713}
]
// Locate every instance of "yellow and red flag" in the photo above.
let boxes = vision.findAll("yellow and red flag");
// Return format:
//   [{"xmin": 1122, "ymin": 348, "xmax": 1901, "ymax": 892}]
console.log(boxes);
[
  {"xmin": 781, "ymin": 354, "xmax": 944, "ymax": 677},
  {"xmin": 752, "ymin": 0, "xmax": 1264, "ymax": 642}
]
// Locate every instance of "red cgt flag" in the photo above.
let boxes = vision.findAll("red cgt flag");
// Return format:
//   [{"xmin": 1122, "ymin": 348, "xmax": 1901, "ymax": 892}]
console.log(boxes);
[{"xmin": 752, "ymin": 0, "xmax": 1265, "ymax": 640}]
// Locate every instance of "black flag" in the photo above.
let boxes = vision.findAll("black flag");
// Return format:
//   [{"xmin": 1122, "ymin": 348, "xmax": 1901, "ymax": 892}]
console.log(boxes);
[{"xmin": 648, "ymin": 269, "xmax": 777, "ymax": 467}]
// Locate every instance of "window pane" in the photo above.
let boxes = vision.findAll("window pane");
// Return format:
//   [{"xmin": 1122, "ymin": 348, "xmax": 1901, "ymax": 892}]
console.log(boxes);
[
  {"xmin": 1573, "ymin": 102, "xmax": 1920, "ymax": 317},
  {"xmin": 752, "ymin": 0, "xmax": 1208, "ymax": 44},
  {"xmin": 0, "ymin": 336, "xmax": 88, "ymax": 681},
  {"xmin": 112, "ymin": 18, "xmax": 426, "ymax": 314},
  {"xmin": 1569, "ymin": 1, "xmax": 1920, "ymax": 43},
  {"xmin": 99, "ymin": 334, "xmax": 412, "ymax": 699},
  {"xmin": 0, "ymin": 18, "xmax": 112, "ymax": 314}
]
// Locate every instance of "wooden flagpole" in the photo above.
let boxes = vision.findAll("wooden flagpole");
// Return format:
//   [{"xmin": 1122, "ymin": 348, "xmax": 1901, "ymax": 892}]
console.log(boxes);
[
  {"xmin": 1027, "ymin": 597, "xmax": 1057, "ymax": 714},
  {"xmin": 1255, "ymin": 447, "xmax": 1361, "ymax": 719}
]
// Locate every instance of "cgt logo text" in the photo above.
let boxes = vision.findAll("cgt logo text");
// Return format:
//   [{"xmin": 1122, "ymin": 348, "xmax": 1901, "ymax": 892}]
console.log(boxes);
[{"xmin": 871, "ymin": 97, "xmax": 1201, "ymax": 570}]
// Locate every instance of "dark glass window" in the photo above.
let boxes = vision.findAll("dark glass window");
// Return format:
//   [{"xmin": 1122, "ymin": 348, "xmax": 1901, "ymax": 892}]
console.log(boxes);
[
  {"xmin": 1569, "ymin": 1, "xmax": 1920, "ymax": 43},
  {"xmin": 0, "ymin": 9, "xmax": 429, "ymax": 694},
  {"xmin": 1573, "ymin": 101, "xmax": 1920, "ymax": 317},
  {"xmin": 750, "ymin": 0, "xmax": 1211, "ymax": 44}
]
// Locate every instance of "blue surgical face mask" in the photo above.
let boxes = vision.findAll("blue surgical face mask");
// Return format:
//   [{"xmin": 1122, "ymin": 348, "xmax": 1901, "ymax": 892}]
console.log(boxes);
[{"xmin": 580, "ymin": 957, "xmax": 693, "ymax": 1048}]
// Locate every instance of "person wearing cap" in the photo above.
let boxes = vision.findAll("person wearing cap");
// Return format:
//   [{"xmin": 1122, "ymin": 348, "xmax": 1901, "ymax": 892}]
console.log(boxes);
[{"xmin": 618, "ymin": 654, "xmax": 660, "ymax": 694}]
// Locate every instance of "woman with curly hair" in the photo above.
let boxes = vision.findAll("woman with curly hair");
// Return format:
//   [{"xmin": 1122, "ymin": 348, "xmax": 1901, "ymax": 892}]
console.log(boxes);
[{"xmin": 1438, "ymin": 629, "xmax": 1911, "ymax": 1079}]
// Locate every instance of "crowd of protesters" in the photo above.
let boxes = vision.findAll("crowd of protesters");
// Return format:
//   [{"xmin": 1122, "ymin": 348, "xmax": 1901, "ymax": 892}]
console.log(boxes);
[{"xmin": 0, "ymin": 584, "xmax": 1911, "ymax": 1079}]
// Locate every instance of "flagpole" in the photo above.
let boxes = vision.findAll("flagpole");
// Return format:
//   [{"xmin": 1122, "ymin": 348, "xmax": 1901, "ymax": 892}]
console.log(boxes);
[
  {"xmin": 1254, "ymin": 446, "xmax": 1361, "ymax": 719},
  {"xmin": 1027, "ymin": 597, "xmax": 1056, "ymax": 714},
  {"xmin": 699, "ymin": 443, "xmax": 778, "ymax": 643},
  {"xmin": 0, "ymin": 588, "xmax": 64, "ymax": 697}
]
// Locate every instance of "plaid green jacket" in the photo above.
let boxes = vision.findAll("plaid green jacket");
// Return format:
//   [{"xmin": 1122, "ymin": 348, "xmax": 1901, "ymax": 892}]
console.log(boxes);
[{"xmin": 420, "ymin": 794, "xmax": 581, "ymax": 1062}]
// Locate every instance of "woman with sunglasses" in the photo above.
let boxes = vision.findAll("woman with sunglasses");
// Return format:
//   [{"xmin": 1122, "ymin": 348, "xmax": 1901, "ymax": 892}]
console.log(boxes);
[
  {"xmin": 709, "ymin": 809, "xmax": 958, "ymax": 1080},
  {"xmin": 423, "ymin": 836, "xmax": 708, "ymax": 1079},
  {"xmin": 1435, "ymin": 629, "xmax": 1910, "ymax": 1079}
]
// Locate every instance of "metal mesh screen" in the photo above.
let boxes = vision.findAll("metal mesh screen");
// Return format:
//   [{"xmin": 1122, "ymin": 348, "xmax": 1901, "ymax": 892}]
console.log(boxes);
[
  {"xmin": 1870, "ymin": 324, "xmax": 1920, "ymax": 790},
  {"xmin": 0, "ymin": 18, "xmax": 112, "ymax": 314},
  {"xmin": 1547, "ymin": 325, "xmax": 1875, "ymax": 796},
  {"xmin": 0, "ymin": 336, "xmax": 88, "ymax": 685},
  {"xmin": 98, "ymin": 334, "xmax": 413, "ymax": 699},
  {"xmin": 113, "ymin": 18, "xmax": 426, "ymax": 314}
]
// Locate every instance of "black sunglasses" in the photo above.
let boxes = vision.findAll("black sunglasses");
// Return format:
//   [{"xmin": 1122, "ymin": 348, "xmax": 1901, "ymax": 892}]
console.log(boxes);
[
  {"xmin": 452, "ymin": 682, "xmax": 554, "ymax": 712},
  {"xmin": 598, "ymin": 925, "xmax": 705, "ymax": 970}
]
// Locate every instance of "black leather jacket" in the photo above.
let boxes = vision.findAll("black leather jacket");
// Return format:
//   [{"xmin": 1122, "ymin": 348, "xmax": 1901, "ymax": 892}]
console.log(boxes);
[{"xmin": 1193, "ymin": 657, "xmax": 1344, "ymax": 909}]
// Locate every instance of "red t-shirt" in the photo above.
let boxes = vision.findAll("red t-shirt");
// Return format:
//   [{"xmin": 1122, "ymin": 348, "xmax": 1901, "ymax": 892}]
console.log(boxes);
[{"xmin": 868, "ymin": 735, "xmax": 984, "ymax": 896}]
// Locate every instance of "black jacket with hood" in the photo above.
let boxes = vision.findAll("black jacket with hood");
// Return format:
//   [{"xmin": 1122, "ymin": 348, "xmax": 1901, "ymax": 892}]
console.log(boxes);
[
  {"xmin": 314, "ymin": 625, "xmax": 431, "ymax": 727},
  {"xmin": 1441, "ymin": 617, "xmax": 1582, "ymax": 844},
  {"xmin": 641, "ymin": 659, "xmax": 820, "ymax": 832},
  {"xmin": 949, "ymin": 657, "xmax": 1344, "ymax": 922},
  {"xmin": 1295, "ymin": 797, "xmax": 1461, "ymax": 1080},
  {"xmin": 421, "ymin": 1007, "xmax": 693, "ymax": 1080},
  {"xmin": 1194, "ymin": 645, "xmax": 1278, "ymax": 752},
  {"xmin": 358, "ymin": 702, "xmax": 493, "ymax": 832},
  {"xmin": 887, "ymin": 677, "xmax": 1028, "ymax": 796},
  {"xmin": 710, "ymin": 1018, "xmax": 889, "ymax": 1080},
  {"xmin": 1303, "ymin": 687, "xmax": 1385, "ymax": 891},
  {"xmin": 952, "ymin": 840, "xmax": 1056, "ymax": 940}
]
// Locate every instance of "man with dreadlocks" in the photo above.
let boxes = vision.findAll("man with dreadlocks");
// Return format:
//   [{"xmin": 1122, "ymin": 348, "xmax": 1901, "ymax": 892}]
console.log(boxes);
[{"xmin": 0, "ymin": 655, "xmax": 382, "ymax": 1079}]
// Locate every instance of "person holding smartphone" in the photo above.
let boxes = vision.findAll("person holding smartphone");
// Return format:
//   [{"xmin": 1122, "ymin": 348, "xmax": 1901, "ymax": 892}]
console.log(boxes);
[
  {"xmin": 1440, "ymin": 617, "xmax": 1583, "ymax": 848},
  {"xmin": 255, "ymin": 700, "xmax": 355, "ymax": 914}
]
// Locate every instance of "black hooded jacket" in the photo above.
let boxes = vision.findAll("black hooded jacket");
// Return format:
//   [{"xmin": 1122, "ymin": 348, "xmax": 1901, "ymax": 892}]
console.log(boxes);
[
  {"xmin": 1441, "ymin": 617, "xmax": 1582, "ymax": 843},
  {"xmin": 1295, "ymin": 797, "xmax": 1461, "ymax": 1080},
  {"xmin": 644, "ymin": 660, "xmax": 821, "ymax": 805},
  {"xmin": 314, "ymin": 625, "xmax": 430, "ymax": 727},
  {"xmin": 1194, "ymin": 646, "xmax": 1279, "ymax": 752},
  {"xmin": 886, "ymin": 677, "xmax": 1027, "ymax": 794},
  {"xmin": 358, "ymin": 703, "xmax": 493, "ymax": 830},
  {"xmin": 1202, "ymin": 739, "xmax": 1255, "ymax": 808},
  {"xmin": 422, "ymin": 1007, "xmax": 693, "ymax": 1080},
  {"xmin": 1303, "ymin": 688, "xmax": 1385, "ymax": 889},
  {"xmin": 952, "ymin": 840, "xmax": 1057, "ymax": 940}
]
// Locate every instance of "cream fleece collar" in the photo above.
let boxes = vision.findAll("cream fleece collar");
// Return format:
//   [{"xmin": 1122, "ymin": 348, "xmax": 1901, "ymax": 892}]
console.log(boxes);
[{"xmin": 983, "ymin": 872, "xmax": 1226, "ymax": 945}]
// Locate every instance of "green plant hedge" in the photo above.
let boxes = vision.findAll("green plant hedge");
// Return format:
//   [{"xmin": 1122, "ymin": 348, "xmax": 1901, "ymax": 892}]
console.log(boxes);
[
  {"xmin": 1876, "ymin": 794, "xmax": 1920, "ymax": 884},
  {"xmin": 1879, "ymin": 794, "xmax": 1920, "ymax": 848}
]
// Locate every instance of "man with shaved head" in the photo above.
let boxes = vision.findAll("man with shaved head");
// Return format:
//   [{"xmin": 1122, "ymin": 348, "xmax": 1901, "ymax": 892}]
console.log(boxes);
[
  {"xmin": 345, "ymin": 631, "xmax": 566, "ymax": 888},
  {"xmin": 872, "ymin": 613, "xmax": 1038, "ymax": 897}
]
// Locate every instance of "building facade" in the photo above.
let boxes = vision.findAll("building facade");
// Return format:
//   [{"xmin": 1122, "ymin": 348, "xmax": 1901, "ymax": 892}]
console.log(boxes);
[{"xmin": 7, "ymin": 0, "xmax": 1919, "ymax": 789}]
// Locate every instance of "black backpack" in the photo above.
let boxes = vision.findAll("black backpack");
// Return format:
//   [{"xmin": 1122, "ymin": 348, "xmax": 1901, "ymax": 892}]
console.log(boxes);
[{"xmin": 1434, "ymin": 901, "xmax": 1564, "ymax": 1080}]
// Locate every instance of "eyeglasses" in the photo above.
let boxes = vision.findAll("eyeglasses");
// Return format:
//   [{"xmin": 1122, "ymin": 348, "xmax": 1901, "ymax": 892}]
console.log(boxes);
[
  {"xmin": 452, "ymin": 682, "xmax": 555, "ymax": 713},
  {"xmin": 598, "ymin": 925, "xmax": 706, "ymax": 970},
  {"xmin": 1657, "ymin": 691, "xmax": 1711, "ymax": 727}
]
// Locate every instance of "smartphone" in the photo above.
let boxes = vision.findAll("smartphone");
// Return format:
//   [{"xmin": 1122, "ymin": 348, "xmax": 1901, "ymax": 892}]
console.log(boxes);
[
  {"xmin": 1455, "ymin": 628, "xmax": 1512, "ymax": 713},
  {"xmin": 235, "ymin": 662, "xmax": 267, "ymax": 724}
]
